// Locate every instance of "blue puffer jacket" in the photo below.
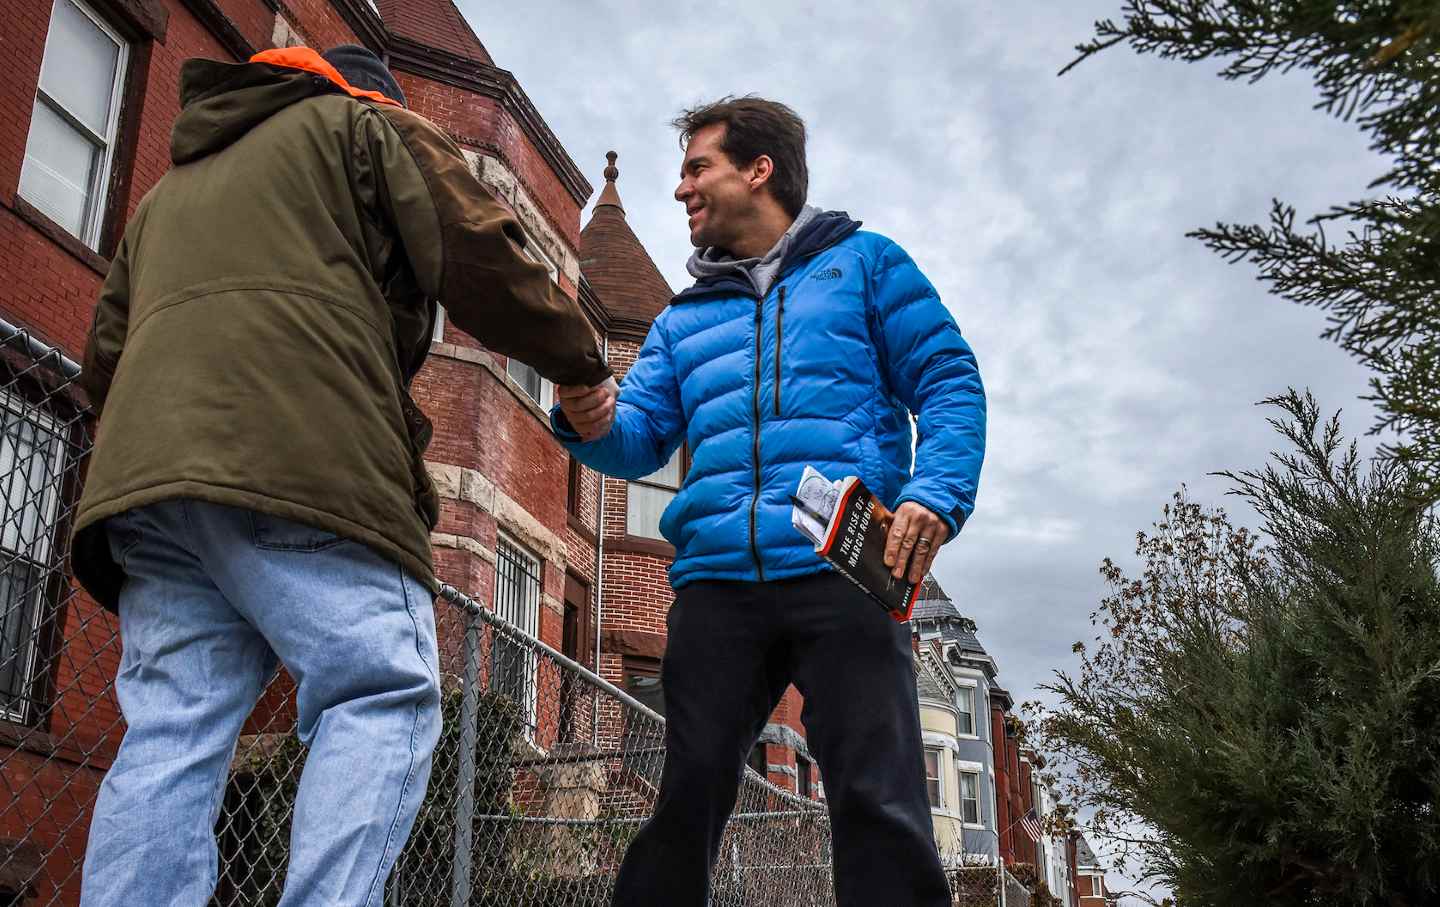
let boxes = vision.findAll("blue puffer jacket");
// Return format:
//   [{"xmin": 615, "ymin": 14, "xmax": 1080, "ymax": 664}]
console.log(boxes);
[{"xmin": 552, "ymin": 211, "xmax": 986, "ymax": 590}]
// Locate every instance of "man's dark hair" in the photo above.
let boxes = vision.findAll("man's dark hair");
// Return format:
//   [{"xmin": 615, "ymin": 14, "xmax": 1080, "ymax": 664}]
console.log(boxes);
[{"xmin": 672, "ymin": 96, "xmax": 808, "ymax": 218}]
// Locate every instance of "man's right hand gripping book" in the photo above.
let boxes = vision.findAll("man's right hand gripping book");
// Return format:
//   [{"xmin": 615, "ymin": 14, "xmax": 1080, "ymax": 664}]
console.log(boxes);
[{"xmin": 790, "ymin": 466, "xmax": 919, "ymax": 621}]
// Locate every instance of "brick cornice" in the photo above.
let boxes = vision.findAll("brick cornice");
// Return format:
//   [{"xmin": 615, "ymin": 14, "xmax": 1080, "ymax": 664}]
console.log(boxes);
[
  {"xmin": 577, "ymin": 278, "xmax": 610, "ymax": 335},
  {"xmin": 332, "ymin": 0, "xmax": 388, "ymax": 52},
  {"xmin": 177, "ymin": 0, "xmax": 255, "ymax": 60},
  {"xmin": 607, "ymin": 315, "xmax": 654, "ymax": 344},
  {"xmin": 386, "ymin": 35, "xmax": 592, "ymax": 206}
]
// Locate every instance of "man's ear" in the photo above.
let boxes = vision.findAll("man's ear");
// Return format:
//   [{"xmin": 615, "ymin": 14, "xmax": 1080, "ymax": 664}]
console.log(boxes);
[{"xmin": 748, "ymin": 155, "xmax": 775, "ymax": 192}]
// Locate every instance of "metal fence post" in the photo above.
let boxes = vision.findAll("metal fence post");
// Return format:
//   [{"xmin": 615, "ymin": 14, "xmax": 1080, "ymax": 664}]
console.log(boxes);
[{"xmin": 449, "ymin": 608, "xmax": 481, "ymax": 907}]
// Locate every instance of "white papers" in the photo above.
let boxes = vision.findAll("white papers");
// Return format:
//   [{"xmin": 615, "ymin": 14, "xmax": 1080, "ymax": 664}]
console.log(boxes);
[{"xmin": 791, "ymin": 465, "xmax": 844, "ymax": 547}]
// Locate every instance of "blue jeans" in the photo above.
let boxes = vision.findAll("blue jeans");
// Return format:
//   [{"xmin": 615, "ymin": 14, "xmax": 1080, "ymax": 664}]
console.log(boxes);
[{"xmin": 80, "ymin": 499, "xmax": 441, "ymax": 907}]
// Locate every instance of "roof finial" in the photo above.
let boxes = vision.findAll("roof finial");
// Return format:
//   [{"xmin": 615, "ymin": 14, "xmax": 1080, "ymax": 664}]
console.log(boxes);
[{"xmin": 595, "ymin": 149, "xmax": 624, "ymax": 212}]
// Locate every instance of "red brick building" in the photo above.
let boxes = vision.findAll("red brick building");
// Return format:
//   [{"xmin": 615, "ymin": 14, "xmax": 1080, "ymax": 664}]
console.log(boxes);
[
  {"xmin": 0, "ymin": 0, "xmax": 815, "ymax": 901},
  {"xmin": 1072, "ymin": 834, "xmax": 1111, "ymax": 906}
]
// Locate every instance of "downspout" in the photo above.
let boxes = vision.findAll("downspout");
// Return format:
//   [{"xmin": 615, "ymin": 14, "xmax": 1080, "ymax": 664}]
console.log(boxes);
[{"xmin": 593, "ymin": 335, "xmax": 609, "ymax": 708}]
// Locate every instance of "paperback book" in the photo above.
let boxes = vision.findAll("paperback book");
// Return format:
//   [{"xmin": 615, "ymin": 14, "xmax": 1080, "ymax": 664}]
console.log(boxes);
[{"xmin": 790, "ymin": 466, "xmax": 920, "ymax": 621}]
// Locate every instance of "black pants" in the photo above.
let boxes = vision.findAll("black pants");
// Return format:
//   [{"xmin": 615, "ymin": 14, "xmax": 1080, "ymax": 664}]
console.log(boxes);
[{"xmin": 611, "ymin": 572, "xmax": 951, "ymax": 907}]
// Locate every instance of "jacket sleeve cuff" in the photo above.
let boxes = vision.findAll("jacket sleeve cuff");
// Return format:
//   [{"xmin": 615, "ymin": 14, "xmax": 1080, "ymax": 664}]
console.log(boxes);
[
  {"xmin": 894, "ymin": 493, "xmax": 965, "ymax": 539},
  {"xmin": 550, "ymin": 406, "xmax": 582, "ymax": 442}
]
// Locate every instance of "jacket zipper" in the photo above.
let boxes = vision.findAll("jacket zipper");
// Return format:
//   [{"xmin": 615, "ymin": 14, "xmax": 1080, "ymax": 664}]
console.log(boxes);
[
  {"xmin": 749, "ymin": 294, "xmax": 767, "ymax": 582},
  {"xmin": 773, "ymin": 286, "xmax": 785, "ymax": 416}
]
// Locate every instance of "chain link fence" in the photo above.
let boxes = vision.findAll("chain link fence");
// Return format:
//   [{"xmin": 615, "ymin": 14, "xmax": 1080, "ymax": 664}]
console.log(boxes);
[{"xmin": 0, "ymin": 319, "xmax": 841, "ymax": 906}]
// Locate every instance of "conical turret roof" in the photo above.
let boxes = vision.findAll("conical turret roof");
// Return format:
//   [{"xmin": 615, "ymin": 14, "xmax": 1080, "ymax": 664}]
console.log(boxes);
[{"xmin": 581, "ymin": 151, "xmax": 673, "ymax": 325}]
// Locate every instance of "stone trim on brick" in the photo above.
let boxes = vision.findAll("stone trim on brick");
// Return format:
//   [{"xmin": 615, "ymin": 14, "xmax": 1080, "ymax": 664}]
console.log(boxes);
[
  {"xmin": 388, "ymin": 35, "xmax": 591, "ymax": 206},
  {"xmin": 599, "ymin": 628, "xmax": 666, "ymax": 660},
  {"xmin": 756, "ymin": 722, "xmax": 812, "ymax": 760},
  {"xmin": 461, "ymin": 150, "xmax": 579, "ymax": 287},
  {"xmin": 609, "ymin": 535, "xmax": 675, "ymax": 559},
  {"xmin": 425, "ymin": 460, "xmax": 566, "ymax": 566},
  {"xmin": 92, "ymin": 0, "xmax": 169, "ymax": 42}
]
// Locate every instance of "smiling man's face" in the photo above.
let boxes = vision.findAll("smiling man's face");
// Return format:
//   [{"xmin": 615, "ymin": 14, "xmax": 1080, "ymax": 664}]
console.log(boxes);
[{"xmin": 674, "ymin": 123, "xmax": 762, "ymax": 251}]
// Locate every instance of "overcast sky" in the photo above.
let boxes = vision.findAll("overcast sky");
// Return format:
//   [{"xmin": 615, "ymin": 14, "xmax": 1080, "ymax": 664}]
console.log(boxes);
[{"xmin": 460, "ymin": 1, "xmax": 1387, "ymax": 898}]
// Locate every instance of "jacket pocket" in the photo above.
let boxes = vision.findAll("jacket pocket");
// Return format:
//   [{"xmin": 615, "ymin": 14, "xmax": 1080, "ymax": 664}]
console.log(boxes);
[{"xmin": 250, "ymin": 512, "xmax": 347, "ymax": 552}]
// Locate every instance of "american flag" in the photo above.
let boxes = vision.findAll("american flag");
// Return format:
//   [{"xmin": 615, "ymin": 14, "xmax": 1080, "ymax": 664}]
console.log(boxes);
[{"xmin": 1019, "ymin": 807, "xmax": 1044, "ymax": 842}]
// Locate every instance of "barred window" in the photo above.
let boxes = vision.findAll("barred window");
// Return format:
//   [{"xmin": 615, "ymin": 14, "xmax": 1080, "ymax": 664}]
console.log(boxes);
[
  {"xmin": 494, "ymin": 533, "xmax": 540, "ymax": 733},
  {"xmin": 18, "ymin": 0, "xmax": 130, "ymax": 248},
  {"xmin": 0, "ymin": 395, "xmax": 69, "ymax": 724}
]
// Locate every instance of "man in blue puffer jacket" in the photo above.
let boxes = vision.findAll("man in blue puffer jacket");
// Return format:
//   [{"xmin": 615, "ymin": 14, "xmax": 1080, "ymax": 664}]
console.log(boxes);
[{"xmin": 553, "ymin": 96, "xmax": 985, "ymax": 907}]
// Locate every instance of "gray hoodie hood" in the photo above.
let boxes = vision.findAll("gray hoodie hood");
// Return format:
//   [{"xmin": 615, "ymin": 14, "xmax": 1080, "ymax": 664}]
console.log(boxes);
[{"xmin": 686, "ymin": 204, "xmax": 822, "ymax": 298}]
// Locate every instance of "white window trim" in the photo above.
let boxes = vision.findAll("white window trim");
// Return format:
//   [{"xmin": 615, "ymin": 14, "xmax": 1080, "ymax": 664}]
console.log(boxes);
[
  {"xmin": 505, "ymin": 358, "xmax": 554, "ymax": 410},
  {"xmin": 21, "ymin": 0, "xmax": 130, "ymax": 249},
  {"xmin": 955, "ymin": 683, "xmax": 978, "ymax": 739},
  {"xmin": 924, "ymin": 745, "xmax": 946, "ymax": 809},
  {"xmin": 956, "ymin": 765, "xmax": 983, "ymax": 827},
  {"xmin": 523, "ymin": 238, "xmax": 560, "ymax": 283}
]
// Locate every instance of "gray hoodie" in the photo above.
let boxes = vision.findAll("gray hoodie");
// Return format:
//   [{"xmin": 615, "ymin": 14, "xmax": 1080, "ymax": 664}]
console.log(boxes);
[{"xmin": 685, "ymin": 204, "xmax": 821, "ymax": 298}]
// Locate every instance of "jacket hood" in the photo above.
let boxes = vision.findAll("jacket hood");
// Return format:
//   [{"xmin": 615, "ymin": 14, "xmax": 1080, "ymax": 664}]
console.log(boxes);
[
  {"xmin": 672, "ymin": 209, "xmax": 862, "ymax": 303},
  {"xmin": 172, "ymin": 47, "xmax": 401, "ymax": 165}
]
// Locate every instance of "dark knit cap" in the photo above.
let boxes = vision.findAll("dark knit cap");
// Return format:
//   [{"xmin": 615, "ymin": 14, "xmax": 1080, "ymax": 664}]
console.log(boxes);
[{"xmin": 322, "ymin": 44, "xmax": 407, "ymax": 108}]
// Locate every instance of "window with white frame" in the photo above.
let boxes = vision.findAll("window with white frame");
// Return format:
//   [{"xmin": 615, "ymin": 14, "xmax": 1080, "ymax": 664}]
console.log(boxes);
[
  {"xmin": 506, "ymin": 358, "xmax": 553, "ymax": 410},
  {"xmin": 924, "ymin": 747, "xmax": 944, "ymax": 809},
  {"xmin": 959, "ymin": 768, "xmax": 982, "ymax": 824},
  {"xmin": 431, "ymin": 304, "xmax": 446, "ymax": 344},
  {"xmin": 503, "ymin": 239, "xmax": 563, "ymax": 409},
  {"xmin": 494, "ymin": 534, "xmax": 541, "ymax": 733},
  {"xmin": 957, "ymin": 684, "xmax": 976, "ymax": 736},
  {"xmin": 626, "ymin": 447, "xmax": 683, "ymax": 541},
  {"xmin": 0, "ymin": 395, "xmax": 69, "ymax": 724},
  {"xmin": 523, "ymin": 238, "xmax": 560, "ymax": 282},
  {"xmin": 19, "ymin": 0, "xmax": 130, "ymax": 249}
]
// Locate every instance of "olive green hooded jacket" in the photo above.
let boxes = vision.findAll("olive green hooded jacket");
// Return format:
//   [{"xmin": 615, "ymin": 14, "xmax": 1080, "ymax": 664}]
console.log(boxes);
[{"xmin": 71, "ymin": 50, "xmax": 610, "ymax": 610}]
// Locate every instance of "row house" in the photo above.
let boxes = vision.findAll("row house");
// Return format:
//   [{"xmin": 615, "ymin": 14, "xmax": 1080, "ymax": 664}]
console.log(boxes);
[
  {"xmin": 0, "ymin": 0, "xmax": 816, "ymax": 901},
  {"xmin": 913, "ymin": 580, "xmax": 1113, "ymax": 906}
]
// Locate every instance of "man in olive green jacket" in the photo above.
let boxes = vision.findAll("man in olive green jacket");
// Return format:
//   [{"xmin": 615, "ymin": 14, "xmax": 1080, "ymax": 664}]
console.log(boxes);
[{"xmin": 73, "ymin": 46, "xmax": 609, "ymax": 907}]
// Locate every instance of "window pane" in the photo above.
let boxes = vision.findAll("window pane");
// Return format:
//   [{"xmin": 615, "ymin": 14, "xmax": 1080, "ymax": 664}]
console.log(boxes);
[
  {"xmin": 958, "ymin": 687, "xmax": 974, "ymax": 735},
  {"xmin": 507, "ymin": 359, "xmax": 544, "ymax": 405},
  {"xmin": 924, "ymin": 748, "xmax": 942, "ymax": 808},
  {"xmin": 626, "ymin": 483, "xmax": 673, "ymax": 540},
  {"xmin": 19, "ymin": 101, "xmax": 98, "ymax": 236},
  {"xmin": 624, "ymin": 670, "xmax": 664, "ymax": 717},
  {"xmin": 39, "ymin": 0, "xmax": 121, "ymax": 136},
  {"xmin": 961, "ymin": 772, "xmax": 980, "ymax": 823},
  {"xmin": 0, "ymin": 561, "xmax": 43, "ymax": 718},
  {"xmin": 642, "ymin": 447, "xmax": 683, "ymax": 489}
]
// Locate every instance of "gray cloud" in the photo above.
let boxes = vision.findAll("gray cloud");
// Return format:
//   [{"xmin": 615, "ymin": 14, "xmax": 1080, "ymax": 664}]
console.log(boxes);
[{"xmin": 462, "ymin": 1, "xmax": 1389, "ymax": 897}]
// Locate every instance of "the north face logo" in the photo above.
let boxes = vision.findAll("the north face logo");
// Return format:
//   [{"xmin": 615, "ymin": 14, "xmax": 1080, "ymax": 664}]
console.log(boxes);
[{"xmin": 812, "ymin": 267, "xmax": 842, "ymax": 281}]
